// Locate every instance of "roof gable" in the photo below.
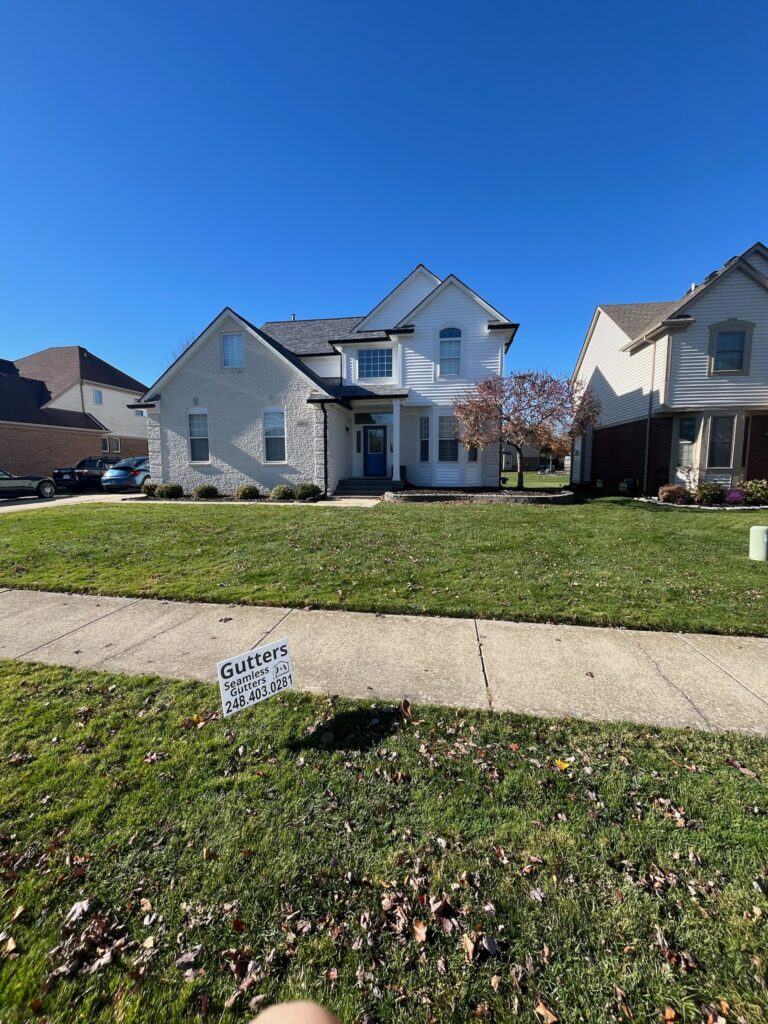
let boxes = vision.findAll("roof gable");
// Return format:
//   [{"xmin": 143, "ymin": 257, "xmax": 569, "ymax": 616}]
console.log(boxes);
[
  {"xmin": 354, "ymin": 265, "xmax": 441, "ymax": 333},
  {"xmin": 393, "ymin": 273, "xmax": 510, "ymax": 328},
  {"xmin": 141, "ymin": 308, "xmax": 335, "ymax": 401}
]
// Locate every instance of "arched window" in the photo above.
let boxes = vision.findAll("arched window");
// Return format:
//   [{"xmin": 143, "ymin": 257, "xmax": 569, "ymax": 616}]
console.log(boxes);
[{"xmin": 439, "ymin": 327, "xmax": 461, "ymax": 376}]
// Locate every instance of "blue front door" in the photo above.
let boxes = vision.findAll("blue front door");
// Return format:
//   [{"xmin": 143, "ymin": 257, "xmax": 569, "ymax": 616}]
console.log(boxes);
[{"xmin": 363, "ymin": 426, "xmax": 387, "ymax": 476}]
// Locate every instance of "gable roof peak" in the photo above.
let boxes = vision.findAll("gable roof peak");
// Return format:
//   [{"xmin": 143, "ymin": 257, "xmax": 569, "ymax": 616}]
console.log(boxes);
[{"xmin": 353, "ymin": 263, "xmax": 442, "ymax": 333}]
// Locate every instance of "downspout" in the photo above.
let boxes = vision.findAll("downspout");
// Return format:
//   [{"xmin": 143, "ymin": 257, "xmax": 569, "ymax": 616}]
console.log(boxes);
[
  {"xmin": 642, "ymin": 340, "xmax": 657, "ymax": 495},
  {"xmin": 320, "ymin": 401, "xmax": 329, "ymax": 497}
]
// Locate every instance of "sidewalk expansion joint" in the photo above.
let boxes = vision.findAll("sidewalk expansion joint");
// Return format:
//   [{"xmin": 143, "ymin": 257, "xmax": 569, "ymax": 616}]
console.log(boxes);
[
  {"xmin": 15, "ymin": 598, "xmax": 143, "ymax": 659},
  {"xmin": 676, "ymin": 632, "xmax": 768, "ymax": 710},
  {"xmin": 473, "ymin": 620, "xmax": 493, "ymax": 710}
]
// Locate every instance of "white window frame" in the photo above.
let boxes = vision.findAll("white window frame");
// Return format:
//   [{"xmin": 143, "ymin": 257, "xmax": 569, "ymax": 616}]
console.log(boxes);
[
  {"xmin": 263, "ymin": 407, "xmax": 287, "ymax": 464},
  {"xmin": 101, "ymin": 436, "xmax": 110, "ymax": 453},
  {"xmin": 110, "ymin": 437, "xmax": 121, "ymax": 453},
  {"xmin": 188, "ymin": 408, "xmax": 210, "ymax": 464},
  {"xmin": 438, "ymin": 415, "xmax": 459, "ymax": 462},
  {"xmin": 419, "ymin": 415, "xmax": 430, "ymax": 462},
  {"xmin": 438, "ymin": 327, "xmax": 461, "ymax": 378},
  {"xmin": 357, "ymin": 348, "xmax": 393, "ymax": 381},
  {"xmin": 222, "ymin": 332, "xmax": 244, "ymax": 369},
  {"xmin": 92, "ymin": 388, "xmax": 103, "ymax": 405},
  {"xmin": 706, "ymin": 414, "xmax": 736, "ymax": 470}
]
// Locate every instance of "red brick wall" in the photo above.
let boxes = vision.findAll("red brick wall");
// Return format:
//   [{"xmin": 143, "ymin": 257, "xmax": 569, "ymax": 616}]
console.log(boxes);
[
  {"xmin": 746, "ymin": 415, "xmax": 768, "ymax": 479},
  {"xmin": 0, "ymin": 424, "xmax": 147, "ymax": 477},
  {"xmin": 590, "ymin": 417, "xmax": 672, "ymax": 495}
]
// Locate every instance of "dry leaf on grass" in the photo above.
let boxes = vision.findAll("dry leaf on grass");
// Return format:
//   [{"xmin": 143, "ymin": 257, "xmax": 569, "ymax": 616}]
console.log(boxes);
[{"xmin": 534, "ymin": 998, "xmax": 558, "ymax": 1023}]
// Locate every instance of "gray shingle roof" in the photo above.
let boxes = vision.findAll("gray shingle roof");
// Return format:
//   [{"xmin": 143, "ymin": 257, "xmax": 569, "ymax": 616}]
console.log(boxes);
[
  {"xmin": 599, "ymin": 301, "xmax": 684, "ymax": 341},
  {"xmin": 261, "ymin": 317, "xmax": 364, "ymax": 355},
  {"xmin": 15, "ymin": 346, "xmax": 147, "ymax": 396},
  {"xmin": 0, "ymin": 367, "xmax": 105, "ymax": 430},
  {"xmin": 308, "ymin": 384, "xmax": 409, "ymax": 403}
]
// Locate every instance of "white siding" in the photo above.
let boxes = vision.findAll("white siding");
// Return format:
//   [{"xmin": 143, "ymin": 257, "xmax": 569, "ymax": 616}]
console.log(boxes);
[
  {"xmin": 575, "ymin": 310, "xmax": 662, "ymax": 428},
  {"xmin": 667, "ymin": 268, "xmax": 768, "ymax": 409},
  {"xmin": 748, "ymin": 252, "xmax": 768, "ymax": 276},
  {"xmin": 401, "ymin": 282, "xmax": 503, "ymax": 403},
  {"xmin": 49, "ymin": 382, "xmax": 147, "ymax": 438},
  {"xmin": 300, "ymin": 353, "xmax": 341, "ymax": 379},
  {"xmin": 357, "ymin": 269, "xmax": 437, "ymax": 331}
]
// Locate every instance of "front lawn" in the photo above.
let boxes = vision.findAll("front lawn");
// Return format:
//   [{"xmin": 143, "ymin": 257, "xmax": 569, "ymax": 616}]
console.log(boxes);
[
  {"xmin": 1, "ymin": 660, "xmax": 766, "ymax": 1023},
  {"xmin": 503, "ymin": 472, "xmax": 570, "ymax": 489},
  {"xmin": 0, "ymin": 499, "xmax": 766, "ymax": 635}
]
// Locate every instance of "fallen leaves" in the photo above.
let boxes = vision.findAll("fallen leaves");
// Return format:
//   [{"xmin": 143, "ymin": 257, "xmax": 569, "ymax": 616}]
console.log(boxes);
[
  {"xmin": 412, "ymin": 919, "xmax": 428, "ymax": 943},
  {"xmin": 534, "ymin": 998, "xmax": 558, "ymax": 1023},
  {"xmin": 726, "ymin": 756, "xmax": 758, "ymax": 780}
]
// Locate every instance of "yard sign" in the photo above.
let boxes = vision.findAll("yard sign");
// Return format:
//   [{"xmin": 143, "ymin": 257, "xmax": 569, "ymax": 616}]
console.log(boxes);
[{"xmin": 216, "ymin": 638, "xmax": 294, "ymax": 718}]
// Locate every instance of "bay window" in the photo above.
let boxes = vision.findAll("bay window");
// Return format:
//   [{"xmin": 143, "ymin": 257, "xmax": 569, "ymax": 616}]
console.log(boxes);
[{"xmin": 438, "ymin": 415, "xmax": 459, "ymax": 461}]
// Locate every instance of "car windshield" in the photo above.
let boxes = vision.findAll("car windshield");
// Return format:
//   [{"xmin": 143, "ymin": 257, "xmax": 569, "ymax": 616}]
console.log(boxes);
[{"xmin": 113, "ymin": 458, "xmax": 147, "ymax": 469}]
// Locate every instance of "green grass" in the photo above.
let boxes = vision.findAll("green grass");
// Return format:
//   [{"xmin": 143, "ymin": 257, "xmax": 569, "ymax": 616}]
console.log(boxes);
[
  {"xmin": 1, "ymin": 660, "xmax": 766, "ymax": 1023},
  {"xmin": 503, "ymin": 472, "xmax": 570, "ymax": 489},
  {"xmin": 0, "ymin": 499, "xmax": 767, "ymax": 635}
]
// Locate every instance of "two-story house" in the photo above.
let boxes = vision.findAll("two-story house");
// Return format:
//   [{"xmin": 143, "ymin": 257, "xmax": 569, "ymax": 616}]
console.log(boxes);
[
  {"xmin": 135, "ymin": 265, "xmax": 518, "ymax": 495},
  {"xmin": 1, "ymin": 346, "xmax": 148, "ymax": 477},
  {"xmin": 571, "ymin": 242, "xmax": 768, "ymax": 494}
]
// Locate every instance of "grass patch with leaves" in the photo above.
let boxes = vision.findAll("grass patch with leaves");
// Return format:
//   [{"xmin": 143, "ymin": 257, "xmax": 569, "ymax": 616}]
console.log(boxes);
[
  {"xmin": 0, "ymin": 499, "xmax": 767, "ymax": 634},
  {"xmin": 0, "ymin": 660, "xmax": 766, "ymax": 1023}
]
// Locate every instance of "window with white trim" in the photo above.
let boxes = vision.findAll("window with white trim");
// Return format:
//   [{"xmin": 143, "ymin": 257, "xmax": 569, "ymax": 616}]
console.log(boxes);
[
  {"xmin": 264, "ymin": 409, "xmax": 286, "ymax": 462},
  {"xmin": 93, "ymin": 388, "xmax": 103, "ymax": 405},
  {"xmin": 357, "ymin": 348, "xmax": 392, "ymax": 379},
  {"xmin": 101, "ymin": 436, "xmax": 109, "ymax": 453},
  {"xmin": 676, "ymin": 416, "xmax": 697, "ymax": 469},
  {"xmin": 439, "ymin": 328, "xmax": 461, "ymax": 375},
  {"xmin": 189, "ymin": 411, "xmax": 209, "ymax": 462},
  {"xmin": 110, "ymin": 437, "xmax": 121, "ymax": 453},
  {"xmin": 708, "ymin": 415, "xmax": 734, "ymax": 468},
  {"xmin": 438, "ymin": 415, "xmax": 459, "ymax": 462},
  {"xmin": 419, "ymin": 416, "xmax": 430, "ymax": 461},
  {"xmin": 222, "ymin": 333, "xmax": 244, "ymax": 368}
]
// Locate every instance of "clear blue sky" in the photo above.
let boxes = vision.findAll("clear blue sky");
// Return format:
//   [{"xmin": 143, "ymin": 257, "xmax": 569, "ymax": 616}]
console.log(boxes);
[{"xmin": 1, "ymin": 0, "xmax": 767, "ymax": 387}]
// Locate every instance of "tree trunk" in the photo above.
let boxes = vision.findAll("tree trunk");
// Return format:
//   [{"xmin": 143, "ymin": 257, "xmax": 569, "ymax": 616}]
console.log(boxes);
[{"xmin": 515, "ymin": 445, "xmax": 524, "ymax": 490}]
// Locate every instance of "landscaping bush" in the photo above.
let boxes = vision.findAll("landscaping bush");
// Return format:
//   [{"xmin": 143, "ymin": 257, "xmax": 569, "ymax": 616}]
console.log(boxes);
[
  {"xmin": 154, "ymin": 483, "xmax": 184, "ymax": 500},
  {"xmin": 192, "ymin": 483, "xmax": 219, "ymax": 500},
  {"xmin": 234, "ymin": 484, "xmax": 262, "ymax": 501},
  {"xmin": 725, "ymin": 488, "xmax": 745, "ymax": 505},
  {"xmin": 270, "ymin": 484, "xmax": 295, "ymax": 502},
  {"xmin": 742, "ymin": 478, "xmax": 768, "ymax": 505},
  {"xmin": 141, "ymin": 480, "xmax": 157, "ymax": 497},
  {"xmin": 694, "ymin": 480, "xmax": 725, "ymax": 505},
  {"xmin": 658, "ymin": 484, "xmax": 690, "ymax": 505},
  {"xmin": 294, "ymin": 481, "xmax": 322, "ymax": 502}
]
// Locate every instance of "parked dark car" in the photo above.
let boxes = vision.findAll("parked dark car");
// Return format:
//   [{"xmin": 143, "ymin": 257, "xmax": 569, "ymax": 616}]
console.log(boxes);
[
  {"xmin": 101, "ymin": 456, "xmax": 150, "ymax": 491},
  {"xmin": 0, "ymin": 467, "xmax": 56, "ymax": 500},
  {"xmin": 53, "ymin": 456, "xmax": 120, "ymax": 491}
]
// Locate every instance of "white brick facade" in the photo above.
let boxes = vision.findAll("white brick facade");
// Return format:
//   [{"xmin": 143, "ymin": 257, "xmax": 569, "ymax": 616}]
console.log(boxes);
[{"xmin": 147, "ymin": 313, "xmax": 323, "ymax": 494}]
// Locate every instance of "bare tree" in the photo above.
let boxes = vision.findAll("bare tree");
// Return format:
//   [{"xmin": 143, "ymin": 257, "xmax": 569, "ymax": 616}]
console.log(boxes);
[
  {"xmin": 453, "ymin": 372, "xmax": 600, "ymax": 489},
  {"xmin": 164, "ymin": 334, "xmax": 197, "ymax": 368}
]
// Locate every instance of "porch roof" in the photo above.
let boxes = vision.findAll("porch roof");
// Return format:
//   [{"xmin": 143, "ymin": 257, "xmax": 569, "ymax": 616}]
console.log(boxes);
[{"xmin": 307, "ymin": 383, "xmax": 409, "ymax": 407}]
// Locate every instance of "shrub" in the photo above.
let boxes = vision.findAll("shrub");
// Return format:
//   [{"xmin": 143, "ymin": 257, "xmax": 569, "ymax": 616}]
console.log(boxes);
[
  {"xmin": 155, "ymin": 483, "xmax": 184, "ymax": 500},
  {"xmin": 234, "ymin": 484, "xmax": 262, "ymax": 501},
  {"xmin": 270, "ymin": 484, "xmax": 295, "ymax": 502},
  {"xmin": 725, "ymin": 488, "xmax": 745, "ymax": 505},
  {"xmin": 742, "ymin": 478, "xmax": 768, "ymax": 505},
  {"xmin": 694, "ymin": 481, "xmax": 725, "ymax": 505},
  {"xmin": 193, "ymin": 483, "xmax": 219, "ymax": 500},
  {"xmin": 141, "ymin": 480, "xmax": 157, "ymax": 497},
  {"xmin": 658, "ymin": 484, "xmax": 690, "ymax": 505},
  {"xmin": 294, "ymin": 482, "xmax": 322, "ymax": 502}
]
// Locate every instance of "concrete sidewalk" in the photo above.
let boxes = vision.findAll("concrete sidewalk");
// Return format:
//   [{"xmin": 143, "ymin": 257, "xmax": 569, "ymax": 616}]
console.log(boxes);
[
  {"xmin": 0, "ymin": 493, "xmax": 379, "ymax": 514},
  {"xmin": 1, "ymin": 588, "xmax": 767, "ymax": 735}
]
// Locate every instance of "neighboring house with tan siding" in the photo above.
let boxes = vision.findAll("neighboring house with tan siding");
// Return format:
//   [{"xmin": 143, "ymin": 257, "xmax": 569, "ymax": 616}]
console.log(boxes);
[
  {"xmin": 0, "ymin": 347, "xmax": 148, "ymax": 477},
  {"xmin": 135, "ymin": 265, "xmax": 519, "ymax": 495},
  {"xmin": 571, "ymin": 242, "xmax": 768, "ymax": 494}
]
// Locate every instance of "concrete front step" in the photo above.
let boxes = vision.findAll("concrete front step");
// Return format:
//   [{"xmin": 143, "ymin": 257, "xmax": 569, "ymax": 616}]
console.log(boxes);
[{"xmin": 334, "ymin": 478, "xmax": 400, "ymax": 496}]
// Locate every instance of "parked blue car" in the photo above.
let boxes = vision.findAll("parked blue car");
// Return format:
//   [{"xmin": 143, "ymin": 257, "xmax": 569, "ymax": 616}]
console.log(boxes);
[{"xmin": 101, "ymin": 456, "xmax": 150, "ymax": 492}]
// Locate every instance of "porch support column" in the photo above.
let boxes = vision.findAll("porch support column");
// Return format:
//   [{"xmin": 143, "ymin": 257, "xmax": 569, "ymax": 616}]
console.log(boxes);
[{"xmin": 392, "ymin": 400, "xmax": 401, "ymax": 482}]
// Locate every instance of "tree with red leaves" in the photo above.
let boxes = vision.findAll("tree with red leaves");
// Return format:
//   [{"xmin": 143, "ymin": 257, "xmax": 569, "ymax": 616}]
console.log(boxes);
[{"xmin": 452, "ymin": 372, "xmax": 600, "ymax": 489}]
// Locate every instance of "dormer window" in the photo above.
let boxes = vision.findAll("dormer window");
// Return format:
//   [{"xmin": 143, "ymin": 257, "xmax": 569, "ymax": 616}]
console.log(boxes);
[
  {"xmin": 439, "ymin": 328, "xmax": 461, "ymax": 376},
  {"xmin": 708, "ymin": 319, "xmax": 753, "ymax": 376},
  {"xmin": 358, "ymin": 348, "xmax": 392, "ymax": 379}
]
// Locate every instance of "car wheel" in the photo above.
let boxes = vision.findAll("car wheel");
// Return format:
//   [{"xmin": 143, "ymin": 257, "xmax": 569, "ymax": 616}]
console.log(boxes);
[{"xmin": 37, "ymin": 480, "xmax": 56, "ymax": 499}]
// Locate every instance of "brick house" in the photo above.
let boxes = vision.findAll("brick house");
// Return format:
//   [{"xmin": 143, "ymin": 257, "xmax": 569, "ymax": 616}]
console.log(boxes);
[
  {"xmin": 0, "ymin": 347, "xmax": 148, "ymax": 476},
  {"xmin": 571, "ymin": 242, "xmax": 768, "ymax": 494},
  {"xmin": 135, "ymin": 265, "xmax": 518, "ymax": 495}
]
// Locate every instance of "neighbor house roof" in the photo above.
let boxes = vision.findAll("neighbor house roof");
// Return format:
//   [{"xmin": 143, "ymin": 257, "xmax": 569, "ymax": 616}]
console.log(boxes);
[
  {"xmin": 260, "ymin": 317, "xmax": 364, "ymax": 356},
  {"xmin": 0, "ymin": 364, "xmax": 105, "ymax": 430},
  {"xmin": 14, "ymin": 346, "xmax": 147, "ymax": 398},
  {"xmin": 600, "ymin": 301, "xmax": 682, "ymax": 340}
]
